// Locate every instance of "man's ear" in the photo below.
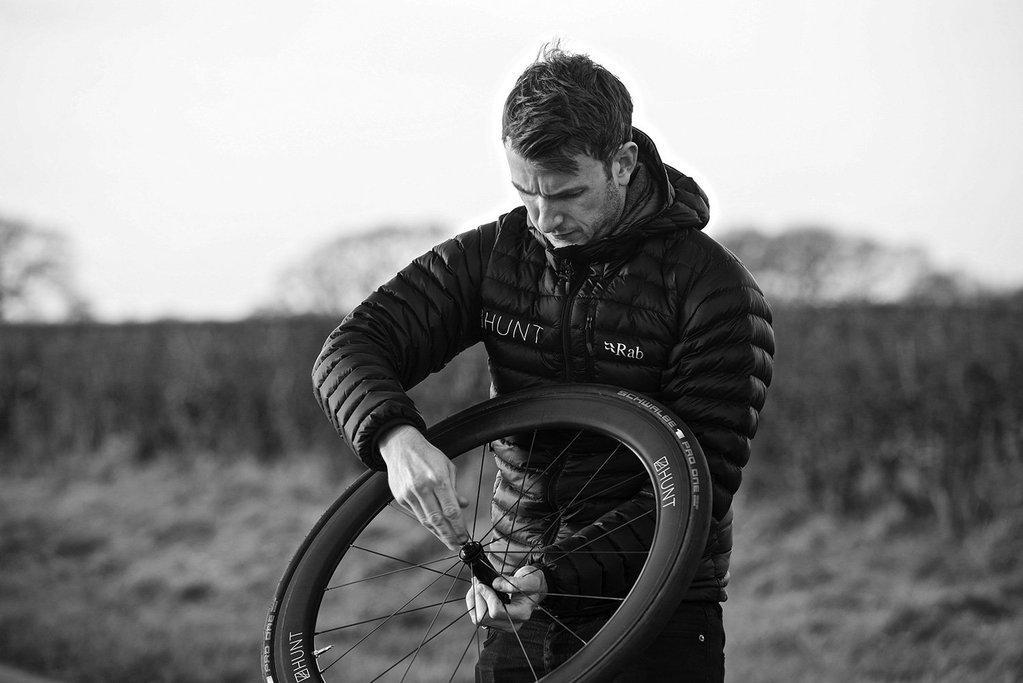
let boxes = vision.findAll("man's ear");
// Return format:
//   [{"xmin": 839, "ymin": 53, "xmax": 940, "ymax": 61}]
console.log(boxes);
[{"xmin": 612, "ymin": 141, "xmax": 640, "ymax": 187}]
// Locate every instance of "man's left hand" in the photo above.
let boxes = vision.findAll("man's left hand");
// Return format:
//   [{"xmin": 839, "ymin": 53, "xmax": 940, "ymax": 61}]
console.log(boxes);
[{"xmin": 465, "ymin": 565, "xmax": 548, "ymax": 633}]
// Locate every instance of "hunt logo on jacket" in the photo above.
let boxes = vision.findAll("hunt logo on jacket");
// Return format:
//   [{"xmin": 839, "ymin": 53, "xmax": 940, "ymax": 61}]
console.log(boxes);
[{"xmin": 481, "ymin": 309, "xmax": 544, "ymax": 344}]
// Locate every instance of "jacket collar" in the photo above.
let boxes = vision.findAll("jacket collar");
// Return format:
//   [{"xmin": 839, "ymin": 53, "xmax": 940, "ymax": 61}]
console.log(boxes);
[{"xmin": 529, "ymin": 127, "xmax": 710, "ymax": 266}]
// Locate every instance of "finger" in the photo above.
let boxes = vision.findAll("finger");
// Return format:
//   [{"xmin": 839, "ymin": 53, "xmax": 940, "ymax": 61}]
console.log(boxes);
[
  {"xmin": 476, "ymin": 590, "xmax": 489, "ymax": 624},
  {"xmin": 480, "ymin": 616, "xmax": 515, "ymax": 633},
  {"xmin": 467, "ymin": 585, "xmax": 489, "ymax": 626},
  {"xmin": 500, "ymin": 566, "xmax": 544, "ymax": 595},
  {"xmin": 480, "ymin": 604, "xmax": 524, "ymax": 632},
  {"xmin": 393, "ymin": 495, "xmax": 416, "ymax": 516},
  {"xmin": 472, "ymin": 581, "xmax": 489, "ymax": 624},
  {"xmin": 492, "ymin": 576, "xmax": 515, "ymax": 593},
  {"xmin": 465, "ymin": 583, "xmax": 477, "ymax": 624},
  {"xmin": 477, "ymin": 583, "xmax": 508, "ymax": 620},
  {"xmin": 415, "ymin": 492, "xmax": 465, "ymax": 550},
  {"xmin": 489, "ymin": 578, "xmax": 538, "ymax": 623},
  {"xmin": 406, "ymin": 495, "xmax": 457, "ymax": 550},
  {"xmin": 493, "ymin": 573, "xmax": 531, "ymax": 594},
  {"xmin": 389, "ymin": 483, "xmax": 422, "ymax": 518},
  {"xmin": 432, "ymin": 483, "xmax": 469, "ymax": 544},
  {"xmin": 478, "ymin": 599, "xmax": 516, "ymax": 633},
  {"xmin": 410, "ymin": 486, "xmax": 458, "ymax": 548},
  {"xmin": 514, "ymin": 565, "xmax": 541, "ymax": 579},
  {"xmin": 400, "ymin": 495, "xmax": 430, "ymax": 531}
]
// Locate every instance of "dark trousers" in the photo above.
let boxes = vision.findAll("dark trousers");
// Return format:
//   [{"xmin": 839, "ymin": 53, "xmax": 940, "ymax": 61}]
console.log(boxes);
[{"xmin": 475, "ymin": 601, "xmax": 725, "ymax": 682}]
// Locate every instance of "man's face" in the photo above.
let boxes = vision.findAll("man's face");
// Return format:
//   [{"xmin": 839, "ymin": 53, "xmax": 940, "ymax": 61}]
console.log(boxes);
[{"xmin": 504, "ymin": 143, "xmax": 635, "ymax": 248}]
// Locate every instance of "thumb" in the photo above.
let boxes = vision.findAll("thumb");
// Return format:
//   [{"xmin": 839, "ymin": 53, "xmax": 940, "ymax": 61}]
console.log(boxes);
[{"xmin": 458, "ymin": 493, "xmax": 470, "ymax": 508}]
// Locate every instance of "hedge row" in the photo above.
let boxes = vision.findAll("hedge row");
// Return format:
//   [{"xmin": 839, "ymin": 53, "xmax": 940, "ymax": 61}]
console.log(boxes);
[
  {"xmin": 0, "ymin": 316, "xmax": 488, "ymax": 463},
  {"xmin": 2, "ymin": 303, "xmax": 1020, "ymax": 530}
]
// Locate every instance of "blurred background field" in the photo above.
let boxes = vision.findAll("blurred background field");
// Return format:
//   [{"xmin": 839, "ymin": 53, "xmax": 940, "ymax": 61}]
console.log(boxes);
[{"xmin": 2, "ymin": 302, "xmax": 1022, "ymax": 681}]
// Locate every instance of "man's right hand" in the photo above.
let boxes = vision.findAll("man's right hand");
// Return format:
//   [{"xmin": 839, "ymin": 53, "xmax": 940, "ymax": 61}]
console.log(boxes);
[{"xmin": 378, "ymin": 424, "xmax": 470, "ymax": 550}]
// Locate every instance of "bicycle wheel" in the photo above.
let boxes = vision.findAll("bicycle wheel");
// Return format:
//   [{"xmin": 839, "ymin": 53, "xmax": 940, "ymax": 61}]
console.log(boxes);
[{"xmin": 263, "ymin": 384, "xmax": 711, "ymax": 682}]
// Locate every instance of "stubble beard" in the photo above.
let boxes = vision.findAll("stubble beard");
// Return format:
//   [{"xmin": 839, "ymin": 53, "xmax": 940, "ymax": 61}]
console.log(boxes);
[{"xmin": 589, "ymin": 179, "xmax": 626, "ymax": 242}]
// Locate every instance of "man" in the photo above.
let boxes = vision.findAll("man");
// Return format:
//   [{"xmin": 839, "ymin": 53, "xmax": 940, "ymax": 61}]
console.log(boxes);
[{"xmin": 313, "ymin": 45, "xmax": 774, "ymax": 681}]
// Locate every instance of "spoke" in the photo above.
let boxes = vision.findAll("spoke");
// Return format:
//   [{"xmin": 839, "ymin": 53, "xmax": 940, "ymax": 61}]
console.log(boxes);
[
  {"xmin": 319, "ymin": 558, "xmax": 463, "ymax": 673},
  {"xmin": 315, "ymin": 595, "xmax": 466, "ymax": 636},
  {"xmin": 320, "ymin": 434, "xmax": 654, "ymax": 678},
  {"xmin": 472, "ymin": 442, "xmax": 486, "ymax": 539},
  {"xmin": 350, "ymin": 545, "xmax": 471, "ymax": 584},
  {"xmin": 519, "ymin": 444, "xmax": 624, "ymax": 564},
  {"xmin": 489, "ymin": 470, "xmax": 648, "ymax": 546},
  {"xmin": 326, "ymin": 553, "xmax": 458, "ymax": 590},
  {"xmin": 536, "ymin": 549, "xmax": 652, "ymax": 554},
  {"xmin": 485, "ymin": 508, "xmax": 655, "ymax": 653},
  {"xmin": 542, "ymin": 509, "xmax": 654, "ymax": 566},
  {"xmin": 542, "ymin": 592, "xmax": 625, "ymax": 601},
  {"xmin": 449, "ymin": 622, "xmax": 481, "ymax": 683},
  {"xmin": 497, "ymin": 575, "xmax": 591, "ymax": 648},
  {"xmin": 493, "ymin": 470, "xmax": 649, "ymax": 557},
  {"xmin": 368, "ymin": 607, "xmax": 475, "ymax": 682},
  {"xmin": 537, "ymin": 606, "xmax": 588, "ymax": 646},
  {"xmin": 478, "ymin": 429, "xmax": 584, "ymax": 544},
  {"xmin": 564, "ymin": 470, "xmax": 647, "ymax": 510},
  {"xmin": 501, "ymin": 605, "xmax": 539, "ymax": 682},
  {"xmin": 388, "ymin": 500, "xmax": 421, "ymax": 524},
  {"xmin": 501, "ymin": 429, "xmax": 538, "ymax": 571},
  {"xmin": 475, "ymin": 619, "xmax": 481, "ymax": 668},
  {"xmin": 552, "ymin": 444, "xmax": 622, "ymax": 523},
  {"xmin": 401, "ymin": 565, "xmax": 465, "ymax": 681}
]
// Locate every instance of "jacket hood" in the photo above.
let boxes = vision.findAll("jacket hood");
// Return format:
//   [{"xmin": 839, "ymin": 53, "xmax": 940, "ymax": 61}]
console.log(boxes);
[
  {"xmin": 532, "ymin": 127, "xmax": 710, "ymax": 264},
  {"xmin": 632, "ymin": 126, "xmax": 710, "ymax": 230}
]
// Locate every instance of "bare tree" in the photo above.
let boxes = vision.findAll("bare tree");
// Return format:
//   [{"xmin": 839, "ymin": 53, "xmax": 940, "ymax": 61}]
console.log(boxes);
[
  {"xmin": 0, "ymin": 216, "xmax": 90, "ymax": 321},
  {"xmin": 719, "ymin": 225, "xmax": 978, "ymax": 303},
  {"xmin": 266, "ymin": 222, "xmax": 450, "ymax": 316}
]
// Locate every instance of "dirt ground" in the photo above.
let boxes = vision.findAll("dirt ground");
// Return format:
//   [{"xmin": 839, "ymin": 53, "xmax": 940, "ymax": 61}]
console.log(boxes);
[{"xmin": 1, "ymin": 454, "xmax": 1020, "ymax": 681}]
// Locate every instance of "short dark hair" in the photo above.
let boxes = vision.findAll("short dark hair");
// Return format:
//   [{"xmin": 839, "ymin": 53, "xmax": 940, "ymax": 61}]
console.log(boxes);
[{"xmin": 502, "ymin": 44, "xmax": 633, "ymax": 175}]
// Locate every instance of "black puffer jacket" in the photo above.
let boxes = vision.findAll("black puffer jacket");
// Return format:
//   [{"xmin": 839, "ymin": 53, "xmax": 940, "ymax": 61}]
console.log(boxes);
[{"xmin": 313, "ymin": 129, "xmax": 774, "ymax": 605}]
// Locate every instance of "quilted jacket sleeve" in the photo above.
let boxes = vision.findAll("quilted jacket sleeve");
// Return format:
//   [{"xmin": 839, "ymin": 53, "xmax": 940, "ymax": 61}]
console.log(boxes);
[
  {"xmin": 537, "ymin": 249, "xmax": 774, "ymax": 607},
  {"xmin": 312, "ymin": 223, "xmax": 498, "ymax": 470},
  {"xmin": 662, "ymin": 252, "xmax": 774, "ymax": 522}
]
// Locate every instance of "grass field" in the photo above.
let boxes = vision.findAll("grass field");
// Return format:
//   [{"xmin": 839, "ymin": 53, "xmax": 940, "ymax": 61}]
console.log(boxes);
[{"xmin": 2, "ymin": 451, "xmax": 1021, "ymax": 682}]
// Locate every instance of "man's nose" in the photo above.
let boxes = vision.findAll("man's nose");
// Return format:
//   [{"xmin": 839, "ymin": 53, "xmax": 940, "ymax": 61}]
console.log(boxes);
[{"xmin": 535, "ymin": 198, "xmax": 563, "ymax": 233}]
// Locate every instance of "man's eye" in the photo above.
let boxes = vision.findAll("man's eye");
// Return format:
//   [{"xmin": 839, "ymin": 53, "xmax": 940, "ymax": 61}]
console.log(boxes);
[{"xmin": 553, "ymin": 190, "xmax": 584, "ymax": 200}]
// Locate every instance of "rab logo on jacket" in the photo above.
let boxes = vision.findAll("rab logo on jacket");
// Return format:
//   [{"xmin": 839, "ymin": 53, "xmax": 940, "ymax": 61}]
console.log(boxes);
[
  {"xmin": 604, "ymin": 340, "xmax": 645, "ymax": 360},
  {"xmin": 481, "ymin": 310, "xmax": 544, "ymax": 344}
]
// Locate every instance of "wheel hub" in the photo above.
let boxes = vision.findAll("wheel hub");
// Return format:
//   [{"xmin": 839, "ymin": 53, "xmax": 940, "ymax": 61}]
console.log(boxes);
[{"xmin": 458, "ymin": 540, "xmax": 484, "ymax": 565}]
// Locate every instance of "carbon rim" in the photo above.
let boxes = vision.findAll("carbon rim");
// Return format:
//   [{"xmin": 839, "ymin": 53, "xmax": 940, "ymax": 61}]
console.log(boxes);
[{"xmin": 264, "ymin": 385, "xmax": 711, "ymax": 682}]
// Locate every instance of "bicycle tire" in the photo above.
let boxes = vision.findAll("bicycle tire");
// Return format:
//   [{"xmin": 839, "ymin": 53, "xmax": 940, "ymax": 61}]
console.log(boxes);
[{"xmin": 263, "ymin": 384, "xmax": 711, "ymax": 682}]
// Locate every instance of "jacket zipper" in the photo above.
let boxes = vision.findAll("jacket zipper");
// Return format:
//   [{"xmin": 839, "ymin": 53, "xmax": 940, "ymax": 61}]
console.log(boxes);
[
  {"xmin": 584, "ymin": 265, "xmax": 607, "ymax": 378},
  {"xmin": 544, "ymin": 460, "xmax": 565, "ymax": 540},
  {"xmin": 584, "ymin": 307, "xmax": 597, "ymax": 379},
  {"xmin": 557, "ymin": 259, "xmax": 584, "ymax": 381}
]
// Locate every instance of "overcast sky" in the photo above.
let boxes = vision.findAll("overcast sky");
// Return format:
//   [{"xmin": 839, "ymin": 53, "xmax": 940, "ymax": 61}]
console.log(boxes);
[{"xmin": 2, "ymin": 0, "xmax": 1021, "ymax": 320}]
